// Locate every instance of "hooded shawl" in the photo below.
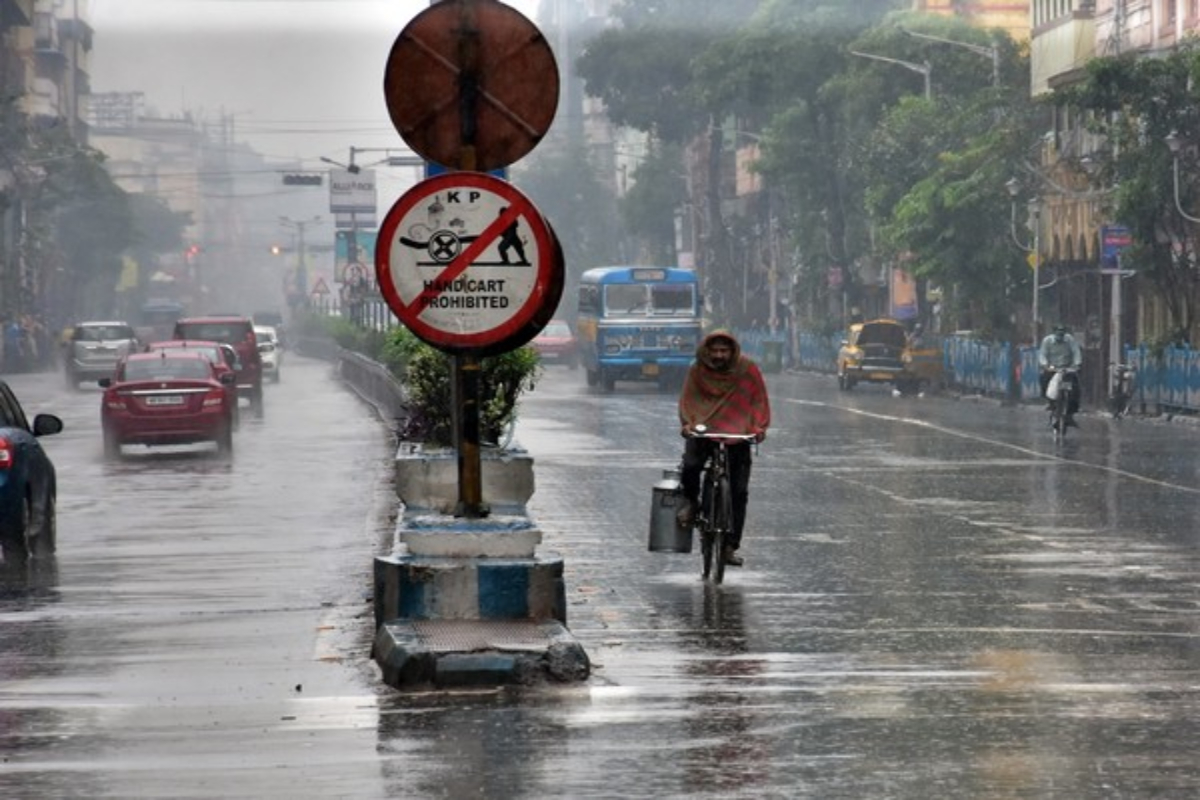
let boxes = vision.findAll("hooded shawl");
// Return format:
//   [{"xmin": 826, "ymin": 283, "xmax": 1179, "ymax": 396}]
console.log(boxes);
[{"xmin": 678, "ymin": 329, "xmax": 771, "ymax": 435}]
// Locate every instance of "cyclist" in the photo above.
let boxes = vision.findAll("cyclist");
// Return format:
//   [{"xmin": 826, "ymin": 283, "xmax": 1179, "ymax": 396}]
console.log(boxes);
[
  {"xmin": 1038, "ymin": 323, "xmax": 1083, "ymax": 426},
  {"xmin": 676, "ymin": 330, "xmax": 771, "ymax": 567}
]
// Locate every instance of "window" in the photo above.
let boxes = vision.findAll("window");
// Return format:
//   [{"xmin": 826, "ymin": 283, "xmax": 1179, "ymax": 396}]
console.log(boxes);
[{"xmin": 604, "ymin": 284, "xmax": 648, "ymax": 316}]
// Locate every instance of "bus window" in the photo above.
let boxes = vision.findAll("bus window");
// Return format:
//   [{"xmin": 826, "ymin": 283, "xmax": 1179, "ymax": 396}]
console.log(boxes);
[
  {"xmin": 604, "ymin": 284, "xmax": 647, "ymax": 316},
  {"xmin": 577, "ymin": 285, "xmax": 600, "ymax": 316},
  {"xmin": 651, "ymin": 284, "xmax": 694, "ymax": 315}
]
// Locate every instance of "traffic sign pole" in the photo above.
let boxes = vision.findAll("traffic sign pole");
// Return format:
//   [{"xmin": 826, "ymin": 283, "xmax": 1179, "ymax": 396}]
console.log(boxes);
[
  {"xmin": 384, "ymin": 0, "xmax": 561, "ymax": 519},
  {"xmin": 454, "ymin": 0, "xmax": 483, "ymax": 517}
]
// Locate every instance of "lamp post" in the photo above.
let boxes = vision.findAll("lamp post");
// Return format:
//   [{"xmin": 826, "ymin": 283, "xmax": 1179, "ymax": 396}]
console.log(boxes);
[
  {"xmin": 1164, "ymin": 132, "xmax": 1200, "ymax": 223},
  {"xmin": 850, "ymin": 50, "xmax": 932, "ymax": 99},
  {"xmin": 902, "ymin": 28, "xmax": 999, "ymax": 88},
  {"xmin": 1006, "ymin": 177, "xmax": 1040, "ymax": 343}
]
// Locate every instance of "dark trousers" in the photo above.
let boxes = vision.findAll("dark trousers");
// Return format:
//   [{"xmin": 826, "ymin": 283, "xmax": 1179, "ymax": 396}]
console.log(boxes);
[
  {"xmin": 1040, "ymin": 370, "xmax": 1081, "ymax": 414},
  {"xmin": 680, "ymin": 438, "xmax": 753, "ymax": 550}
]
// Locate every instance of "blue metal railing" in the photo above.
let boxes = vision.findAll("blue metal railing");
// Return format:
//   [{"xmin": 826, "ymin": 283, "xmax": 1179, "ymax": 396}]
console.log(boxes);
[
  {"xmin": 770, "ymin": 327, "xmax": 1200, "ymax": 415},
  {"xmin": 1124, "ymin": 344, "xmax": 1200, "ymax": 414}
]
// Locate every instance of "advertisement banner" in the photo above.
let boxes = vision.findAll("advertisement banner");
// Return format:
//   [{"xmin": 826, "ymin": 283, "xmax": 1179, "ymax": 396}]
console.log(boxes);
[{"xmin": 335, "ymin": 230, "xmax": 377, "ymax": 283}]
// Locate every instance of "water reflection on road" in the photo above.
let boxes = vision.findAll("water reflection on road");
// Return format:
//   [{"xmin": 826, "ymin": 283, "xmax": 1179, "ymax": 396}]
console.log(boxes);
[{"xmin": 4, "ymin": 363, "xmax": 1200, "ymax": 797}]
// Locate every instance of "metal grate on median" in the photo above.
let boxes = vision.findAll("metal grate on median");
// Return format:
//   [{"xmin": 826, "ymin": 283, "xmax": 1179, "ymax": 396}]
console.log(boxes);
[{"xmin": 410, "ymin": 620, "xmax": 553, "ymax": 653}]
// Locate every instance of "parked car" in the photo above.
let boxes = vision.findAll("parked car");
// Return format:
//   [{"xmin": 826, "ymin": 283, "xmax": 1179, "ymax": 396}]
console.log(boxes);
[
  {"xmin": 172, "ymin": 316, "xmax": 263, "ymax": 417},
  {"xmin": 145, "ymin": 339, "xmax": 242, "ymax": 428},
  {"xmin": 253, "ymin": 325, "xmax": 281, "ymax": 383},
  {"xmin": 837, "ymin": 318, "xmax": 924, "ymax": 395},
  {"xmin": 0, "ymin": 380, "xmax": 63, "ymax": 561},
  {"xmin": 63, "ymin": 321, "xmax": 139, "ymax": 388},
  {"xmin": 100, "ymin": 351, "xmax": 236, "ymax": 458},
  {"xmin": 531, "ymin": 319, "xmax": 578, "ymax": 368}
]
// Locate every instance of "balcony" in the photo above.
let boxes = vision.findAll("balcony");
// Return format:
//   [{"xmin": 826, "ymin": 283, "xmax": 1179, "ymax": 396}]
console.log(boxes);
[{"xmin": 1032, "ymin": 13, "xmax": 1097, "ymax": 95}]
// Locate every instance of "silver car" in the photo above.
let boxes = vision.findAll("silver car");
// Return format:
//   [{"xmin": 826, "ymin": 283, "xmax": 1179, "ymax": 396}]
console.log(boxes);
[{"xmin": 64, "ymin": 321, "xmax": 139, "ymax": 388}]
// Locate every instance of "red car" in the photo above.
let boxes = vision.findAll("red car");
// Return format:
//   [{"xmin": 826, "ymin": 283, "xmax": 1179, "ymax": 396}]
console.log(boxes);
[
  {"xmin": 100, "ymin": 351, "xmax": 237, "ymax": 458},
  {"xmin": 531, "ymin": 319, "xmax": 578, "ymax": 368},
  {"xmin": 172, "ymin": 316, "xmax": 264, "ymax": 417},
  {"xmin": 145, "ymin": 339, "xmax": 241, "ymax": 428}
]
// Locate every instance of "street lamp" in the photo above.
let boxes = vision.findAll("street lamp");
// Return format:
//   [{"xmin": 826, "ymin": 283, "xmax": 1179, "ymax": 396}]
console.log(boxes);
[
  {"xmin": 1007, "ymin": 177, "xmax": 1041, "ymax": 343},
  {"xmin": 902, "ymin": 27, "xmax": 999, "ymax": 88},
  {"xmin": 1164, "ymin": 132, "xmax": 1200, "ymax": 223},
  {"xmin": 850, "ymin": 50, "xmax": 932, "ymax": 99}
]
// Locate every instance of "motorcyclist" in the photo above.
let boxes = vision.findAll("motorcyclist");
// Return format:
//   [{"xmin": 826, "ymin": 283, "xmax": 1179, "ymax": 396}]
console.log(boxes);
[
  {"xmin": 676, "ymin": 330, "xmax": 771, "ymax": 567},
  {"xmin": 1038, "ymin": 323, "xmax": 1083, "ymax": 425}
]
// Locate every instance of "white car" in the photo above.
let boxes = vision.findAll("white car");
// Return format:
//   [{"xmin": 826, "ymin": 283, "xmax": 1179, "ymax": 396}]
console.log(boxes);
[{"xmin": 253, "ymin": 325, "xmax": 281, "ymax": 383}]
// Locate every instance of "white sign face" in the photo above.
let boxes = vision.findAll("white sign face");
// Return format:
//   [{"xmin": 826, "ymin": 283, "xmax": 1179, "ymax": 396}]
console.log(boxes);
[
  {"xmin": 375, "ymin": 172, "xmax": 559, "ymax": 352},
  {"xmin": 329, "ymin": 168, "xmax": 377, "ymax": 214}
]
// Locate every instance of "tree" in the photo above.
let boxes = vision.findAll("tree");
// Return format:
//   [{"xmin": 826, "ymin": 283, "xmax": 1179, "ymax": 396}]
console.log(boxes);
[
  {"xmin": 1055, "ymin": 46, "xmax": 1200, "ymax": 344},
  {"xmin": 513, "ymin": 138, "xmax": 624, "ymax": 313},
  {"xmin": 619, "ymin": 142, "xmax": 687, "ymax": 264},
  {"xmin": 13, "ymin": 125, "xmax": 134, "ymax": 322}
]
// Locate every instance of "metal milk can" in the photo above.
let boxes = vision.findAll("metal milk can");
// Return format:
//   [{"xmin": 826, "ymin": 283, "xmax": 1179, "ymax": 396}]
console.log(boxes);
[{"xmin": 648, "ymin": 467, "xmax": 692, "ymax": 553}]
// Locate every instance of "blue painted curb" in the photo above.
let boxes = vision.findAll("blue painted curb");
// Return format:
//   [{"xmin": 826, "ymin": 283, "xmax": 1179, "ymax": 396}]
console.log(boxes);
[{"xmin": 373, "ymin": 554, "xmax": 567, "ymax": 629}]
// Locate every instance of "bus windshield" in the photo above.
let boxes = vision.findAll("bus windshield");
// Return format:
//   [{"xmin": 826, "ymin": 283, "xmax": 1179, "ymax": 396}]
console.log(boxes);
[{"xmin": 604, "ymin": 283, "xmax": 694, "ymax": 317}]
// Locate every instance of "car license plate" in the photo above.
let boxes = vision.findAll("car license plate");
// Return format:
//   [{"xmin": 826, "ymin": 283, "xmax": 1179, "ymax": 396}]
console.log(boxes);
[
  {"xmin": 642, "ymin": 363, "xmax": 660, "ymax": 377},
  {"xmin": 146, "ymin": 395, "xmax": 184, "ymax": 406},
  {"xmin": 869, "ymin": 372, "xmax": 892, "ymax": 381}
]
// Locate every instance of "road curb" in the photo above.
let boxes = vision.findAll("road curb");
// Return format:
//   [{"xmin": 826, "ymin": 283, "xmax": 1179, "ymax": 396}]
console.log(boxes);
[{"xmin": 372, "ymin": 618, "xmax": 590, "ymax": 688}]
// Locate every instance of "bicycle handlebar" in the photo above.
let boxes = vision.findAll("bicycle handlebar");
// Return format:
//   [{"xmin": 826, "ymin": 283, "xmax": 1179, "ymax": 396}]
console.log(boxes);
[{"xmin": 687, "ymin": 425, "xmax": 759, "ymax": 442}]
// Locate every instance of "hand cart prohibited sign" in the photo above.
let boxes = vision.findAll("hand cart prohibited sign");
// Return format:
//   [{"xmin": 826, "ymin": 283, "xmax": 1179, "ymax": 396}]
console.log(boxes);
[{"xmin": 375, "ymin": 171, "xmax": 564, "ymax": 355}]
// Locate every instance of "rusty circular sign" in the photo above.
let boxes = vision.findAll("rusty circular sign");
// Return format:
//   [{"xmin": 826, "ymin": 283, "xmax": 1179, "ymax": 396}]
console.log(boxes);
[
  {"xmin": 384, "ymin": 0, "xmax": 560, "ymax": 172},
  {"xmin": 375, "ymin": 172, "xmax": 564, "ymax": 355}
]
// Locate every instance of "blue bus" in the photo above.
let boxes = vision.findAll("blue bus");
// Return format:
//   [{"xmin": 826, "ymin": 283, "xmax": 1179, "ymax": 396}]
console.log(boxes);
[{"xmin": 575, "ymin": 266, "xmax": 702, "ymax": 392}]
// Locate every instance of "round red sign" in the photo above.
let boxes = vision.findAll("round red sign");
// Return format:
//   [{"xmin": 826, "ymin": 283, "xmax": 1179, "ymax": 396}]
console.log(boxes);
[{"xmin": 375, "ymin": 172, "xmax": 563, "ymax": 355}]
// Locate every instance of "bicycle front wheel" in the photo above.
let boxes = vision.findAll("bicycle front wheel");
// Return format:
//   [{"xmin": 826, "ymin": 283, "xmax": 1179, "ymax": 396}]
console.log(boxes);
[
  {"xmin": 1054, "ymin": 390, "xmax": 1069, "ymax": 440},
  {"xmin": 712, "ymin": 475, "xmax": 733, "ymax": 584}
]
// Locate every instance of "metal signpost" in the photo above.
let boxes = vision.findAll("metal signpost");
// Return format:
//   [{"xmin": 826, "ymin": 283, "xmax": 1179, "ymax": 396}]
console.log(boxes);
[{"xmin": 378, "ymin": 0, "xmax": 561, "ymax": 518}]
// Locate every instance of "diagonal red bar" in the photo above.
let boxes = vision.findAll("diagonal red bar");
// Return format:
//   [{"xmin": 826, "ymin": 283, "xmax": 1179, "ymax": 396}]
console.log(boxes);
[{"xmin": 398, "ymin": 200, "xmax": 530, "ymax": 316}]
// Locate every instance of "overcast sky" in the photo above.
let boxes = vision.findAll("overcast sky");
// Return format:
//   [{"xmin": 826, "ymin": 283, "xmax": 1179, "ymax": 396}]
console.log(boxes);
[{"xmin": 89, "ymin": 0, "xmax": 542, "ymax": 177}]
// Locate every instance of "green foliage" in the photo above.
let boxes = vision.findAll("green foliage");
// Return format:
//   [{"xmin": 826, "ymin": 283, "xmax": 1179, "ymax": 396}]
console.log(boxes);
[
  {"xmin": 128, "ymin": 193, "xmax": 191, "ymax": 256},
  {"xmin": 21, "ymin": 130, "xmax": 135, "ymax": 318},
  {"xmin": 619, "ymin": 143, "xmax": 687, "ymax": 263},
  {"xmin": 577, "ymin": 27, "xmax": 711, "ymax": 143},
  {"xmin": 404, "ymin": 343, "xmax": 542, "ymax": 449},
  {"xmin": 1054, "ymin": 44, "xmax": 1200, "ymax": 339},
  {"xmin": 317, "ymin": 314, "xmax": 389, "ymax": 359},
  {"xmin": 613, "ymin": 0, "xmax": 761, "ymax": 30},
  {"xmin": 513, "ymin": 138, "xmax": 623, "ymax": 297},
  {"xmin": 379, "ymin": 325, "xmax": 426, "ymax": 379}
]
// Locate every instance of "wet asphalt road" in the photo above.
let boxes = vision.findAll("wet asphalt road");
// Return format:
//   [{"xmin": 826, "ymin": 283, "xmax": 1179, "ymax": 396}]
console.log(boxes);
[{"xmin": 3, "ymin": 357, "xmax": 1200, "ymax": 798}]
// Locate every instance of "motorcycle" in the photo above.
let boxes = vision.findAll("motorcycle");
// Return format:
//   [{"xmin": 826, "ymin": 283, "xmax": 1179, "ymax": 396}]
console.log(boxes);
[{"xmin": 1110, "ymin": 362, "xmax": 1136, "ymax": 419}]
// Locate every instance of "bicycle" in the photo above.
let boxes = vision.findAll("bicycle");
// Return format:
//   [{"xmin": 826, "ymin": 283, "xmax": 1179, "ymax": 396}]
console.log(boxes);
[
  {"xmin": 1046, "ymin": 366, "xmax": 1078, "ymax": 441},
  {"xmin": 688, "ymin": 425, "xmax": 757, "ymax": 584},
  {"xmin": 1110, "ymin": 362, "xmax": 1136, "ymax": 419}
]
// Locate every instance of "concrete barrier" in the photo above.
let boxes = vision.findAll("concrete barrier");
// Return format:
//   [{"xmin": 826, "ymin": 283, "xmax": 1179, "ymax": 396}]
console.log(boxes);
[
  {"xmin": 373, "ymin": 554, "xmax": 567, "ymax": 627},
  {"xmin": 328, "ymin": 346, "xmax": 590, "ymax": 688}
]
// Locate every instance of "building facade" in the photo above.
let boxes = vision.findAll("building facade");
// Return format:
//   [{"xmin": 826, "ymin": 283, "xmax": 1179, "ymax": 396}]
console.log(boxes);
[{"xmin": 0, "ymin": 0, "xmax": 92, "ymax": 327}]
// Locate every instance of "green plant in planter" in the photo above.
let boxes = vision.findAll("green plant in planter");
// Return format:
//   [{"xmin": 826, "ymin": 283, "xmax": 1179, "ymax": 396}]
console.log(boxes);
[{"xmin": 399, "ymin": 333, "xmax": 542, "ymax": 448}]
